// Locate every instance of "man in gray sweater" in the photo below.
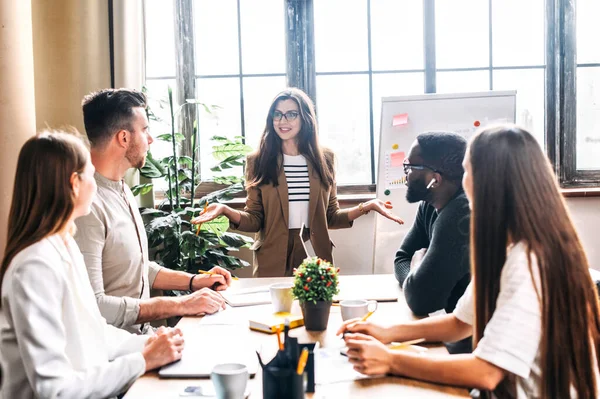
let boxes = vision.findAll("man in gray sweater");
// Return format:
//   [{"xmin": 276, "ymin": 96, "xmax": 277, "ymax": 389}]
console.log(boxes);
[{"xmin": 394, "ymin": 132, "xmax": 471, "ymax": 352}]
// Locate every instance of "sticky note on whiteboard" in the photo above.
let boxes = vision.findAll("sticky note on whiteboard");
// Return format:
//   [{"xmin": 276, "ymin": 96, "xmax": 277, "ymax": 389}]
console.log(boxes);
[
  {"xmin": 390, "ymin": 151, "xmax": 405, "ymax": 167},
  {"xmin": 392, "ymin": 113, "xmax": 408, "ymax": 126}
]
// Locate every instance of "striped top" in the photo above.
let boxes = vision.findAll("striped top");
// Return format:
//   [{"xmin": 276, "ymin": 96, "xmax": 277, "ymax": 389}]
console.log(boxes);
[{"xmin": 283, "ymin": 154, "xmax": 310, "ymax": 229}]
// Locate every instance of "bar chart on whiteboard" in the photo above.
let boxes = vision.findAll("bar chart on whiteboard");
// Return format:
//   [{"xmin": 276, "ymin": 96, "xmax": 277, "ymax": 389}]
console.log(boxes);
[{"xmin": 384, "ymin": 150, "xmax": 407, "ymax": 190}]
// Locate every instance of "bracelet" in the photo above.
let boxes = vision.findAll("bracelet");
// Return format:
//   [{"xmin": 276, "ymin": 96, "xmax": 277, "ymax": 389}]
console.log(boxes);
[
  {"xmin": 189, "ymin": 274, "xmax": 197, "ymax": 291},
  {"xmin": 358, "ymin": 202, "xmax": 370, "ymax": 215}
]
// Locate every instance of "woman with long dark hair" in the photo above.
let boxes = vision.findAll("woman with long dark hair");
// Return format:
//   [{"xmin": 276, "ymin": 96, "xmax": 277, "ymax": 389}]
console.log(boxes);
[
  {"xmin": 338, "ymin": 125, "xmax": 600, "ymax": 398},
  {"xmin": 0, "ymin": 132, "xmax": 185, "ymax": 398},
  {"xmin": 192, "ymin": 88, "xmax": 403, "ymax": 276}
]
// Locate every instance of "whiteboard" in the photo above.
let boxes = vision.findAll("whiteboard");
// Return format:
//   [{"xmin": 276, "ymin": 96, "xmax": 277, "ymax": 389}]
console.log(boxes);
[{"xmin": 372, "ymin": 91, "xmax": 516, "ymax": 274}]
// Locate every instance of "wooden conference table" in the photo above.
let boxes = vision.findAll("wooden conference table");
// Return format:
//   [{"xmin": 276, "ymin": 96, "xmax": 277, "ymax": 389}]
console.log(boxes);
[{"xmin": 125, "ymin": 275, "xmax": 469, "ymax": 398}]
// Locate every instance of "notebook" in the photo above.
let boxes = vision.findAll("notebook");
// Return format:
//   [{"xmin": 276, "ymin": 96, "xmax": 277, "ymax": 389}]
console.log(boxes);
[
  {"xmin": 248, "ymin": 312, "xmax": 304, "ymax": 334},
  {"xmin": 158, "ymin": 325, "xmax": 259, "ymax": 378}
]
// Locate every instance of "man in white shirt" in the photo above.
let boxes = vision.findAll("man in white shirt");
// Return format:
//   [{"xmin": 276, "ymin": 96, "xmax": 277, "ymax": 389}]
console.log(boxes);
[{"xmin": 75, "ymin": 88, "xmax": 230, "ymax": 334}]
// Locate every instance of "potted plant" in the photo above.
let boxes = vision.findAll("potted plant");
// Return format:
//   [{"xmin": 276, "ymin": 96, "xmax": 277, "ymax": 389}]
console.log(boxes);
[
  {"xmin": 292, "ymin": 257, "xmax": 340, "ymax": 331},
  {"xmin": 132, "ymin": 86, "xmax": 253, "ymax": 289}
]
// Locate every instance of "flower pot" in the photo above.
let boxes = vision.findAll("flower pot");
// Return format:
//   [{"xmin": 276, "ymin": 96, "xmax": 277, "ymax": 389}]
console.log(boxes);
[{"xmin": 300, "ymin": 300, "xmax": 332, "ymax": 331}]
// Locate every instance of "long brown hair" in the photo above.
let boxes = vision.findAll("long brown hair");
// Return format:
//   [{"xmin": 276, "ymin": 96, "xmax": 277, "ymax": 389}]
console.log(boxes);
[
  {"xmin": 246, "ymin": 88, "xmax": 334, "ymax": 188},
  {"xmin": 0, "ymin": 132, "xmax": 89, "ymax": 299},
  {"xmin": 468, "ymin": 125, "xmax": 600, "ymax": 398}
]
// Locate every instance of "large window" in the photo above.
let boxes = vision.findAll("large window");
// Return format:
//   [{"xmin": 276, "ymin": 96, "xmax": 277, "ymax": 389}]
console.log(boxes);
[{"xmin": 143, "ymin": 0, "xmax": 599, "ymax": 189}]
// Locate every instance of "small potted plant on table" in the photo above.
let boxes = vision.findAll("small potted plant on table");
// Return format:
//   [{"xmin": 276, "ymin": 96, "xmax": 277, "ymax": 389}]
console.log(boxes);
[{"xmin": 292, "ymin": 257, "xmax": 340, "ymax": 331}]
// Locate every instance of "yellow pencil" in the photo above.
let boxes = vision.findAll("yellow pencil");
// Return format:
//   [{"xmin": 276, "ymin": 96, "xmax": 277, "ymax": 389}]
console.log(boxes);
[
  {"xmin": 195, "ymin": 202, "xmax": 209, "ymax": 236},
  {"xmin": 361, "ymin": 310, "xmax": 375, "ymax": 322},
  {"xmin": 389, "ymin": 338, "xmax": 426, "ymax": 350},
  {"xmin": 197, "ymin": 270, "xmax": 239, "ymax": 280}
]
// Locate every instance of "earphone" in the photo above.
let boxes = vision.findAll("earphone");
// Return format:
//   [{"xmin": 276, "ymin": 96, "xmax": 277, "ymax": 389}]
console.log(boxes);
[{"xmin": 426, "ymin": 178, "xmax": 437, "ymax": 190}]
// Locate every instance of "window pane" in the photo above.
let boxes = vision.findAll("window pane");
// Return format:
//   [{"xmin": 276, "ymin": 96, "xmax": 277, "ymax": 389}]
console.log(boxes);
[
  {"xmin": 577, "ymin": 0, "xmax": 600, "ymax": 64},
  {"xmin": 242, "ymin": 76, "xmax": 288, "ymax": 150},
  {"xmin": 493, "ymin": 69, "xmax": 545, "ymax": 146},
  {"xmin": 316, "ymin": 75, "xmax": 371, "ymax": 184},
  {"xmin": 144, "ymin": 0, "xmax": 176, "ymax": 77},
  {"xmin": 239, "ymin": 0, "xmax": 286, "ymax": 74},
  {"xmin": 314, "ymin": 0, "xmax": 368, "ymax": 72},
  {"xmin": 491, "ymin": 0, "xmax": 544, "ymax": 67},
  {"xmin": 370, "ymin": 0, "xmax": 423, "ymax": 71},
  {"xmin": 576, "ymin": 67, "xmax": 600, "ymax": 169},
  {"xmin": 196, "ymin": 78, "xmax": 242, "ymax": 179},
  {"xmin": 194, "ymin": 1, "xmax": 239, "ymax": 75},
  {"xmin": 436, "ymin": 71, "xmax": 490, "ymax": 93},
  {"xmin": 145, "ymin": 79, "xmax": 177, "ymax": 162},
  {"xmin": 372, "ymin": 73, "xmax": 424, "ymax": 164},
  {"xmin": 436, "ymin": 0, "xmax": 489, "ymax": 69}
]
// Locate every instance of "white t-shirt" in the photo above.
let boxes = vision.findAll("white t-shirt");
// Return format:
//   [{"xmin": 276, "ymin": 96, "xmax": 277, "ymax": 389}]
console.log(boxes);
[
  {"xmin": 453, "ymin": 241, "xmax": 600, "ymax": 398},
  {"xmin": 283, "ymin": 154, "xmax": 310, "ymax": 229}
]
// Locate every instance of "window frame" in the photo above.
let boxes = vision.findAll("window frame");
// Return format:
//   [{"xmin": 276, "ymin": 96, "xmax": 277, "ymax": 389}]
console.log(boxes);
[{"xmin": 144, "ymin": 0, "xmax": 599, "ymax": 191}]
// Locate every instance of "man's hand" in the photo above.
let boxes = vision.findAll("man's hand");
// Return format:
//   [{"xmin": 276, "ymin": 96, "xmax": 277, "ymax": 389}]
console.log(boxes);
[
  {"xmin": 410, "ymin": 248, "xmax": 427, "ymax": 270},
  {"xmin": 336, "ymin": 318, "xmax": 394, "ymax": 344},
  {"xmin": 193, "ymin": 266, "xmax": 232, "ymax": 291},
  {"xmin": 345, "ymin": 333, "xmax": 393, "ymax": 376},
  {"xmin": 142, "ymin": 327, "xmax": 185, "ymax": 371},
  {"xmin": 179, "ymin": 287, "xmax": 226, "ymax": 316}
]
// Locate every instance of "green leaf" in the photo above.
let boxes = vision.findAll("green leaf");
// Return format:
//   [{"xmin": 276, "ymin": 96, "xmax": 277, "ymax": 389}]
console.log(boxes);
[
  {"xmin": 212, "ymin": 143, "xmax": 253, "ymax": 161},
  {"xmin": 210, "ymin": 135, "xmax": 229, "ymax": 142},
  {"xmin": 156, "ymin": 133, "xmax": 185, "ymax": 143},
  {"xmin": 141, "ymin": 208, "xmax": 169, "ymax": 216},
  {"xmin": 130, "ymin": 183, "xmax": 153, "ymax": 196},
  {"xmin": 220, "ymin": 232, "xmax": 253, "ymax": 248},
  {"xmin": 179, "ymin": 156, "xmax": 193, "ymax": 169},
  {"xmin": 139, "ymin": 152, "xmax": 166, "ymax": 178}
]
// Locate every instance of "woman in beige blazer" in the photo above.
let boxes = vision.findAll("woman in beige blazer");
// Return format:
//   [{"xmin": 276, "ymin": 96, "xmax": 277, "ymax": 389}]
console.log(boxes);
[
  {"xmin": 193, "ymin": 88, "xmax": 403, "ymax": 277},
  {"xmin": 0, "ymin": 132, "xmax": 184, "ymax": 398}
]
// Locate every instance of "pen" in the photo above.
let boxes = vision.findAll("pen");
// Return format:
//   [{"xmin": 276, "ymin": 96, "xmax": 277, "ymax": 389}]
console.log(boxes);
[
  {"xmin": 296, "ymin": 348, "xmax": 309, "ymax": 374},
  {"xmin": 197, "ymin": 270, "xmax": 239, "ymax": 280}
]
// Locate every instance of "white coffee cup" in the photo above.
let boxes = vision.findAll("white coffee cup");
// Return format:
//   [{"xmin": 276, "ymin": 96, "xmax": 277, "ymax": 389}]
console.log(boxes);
[
  {"xmin": 340, "ymin": 299, "xmax": 378, "ymax": 321},
  {"xmin": 269, "ymin": 283, "xmax": 294, "ymax": 313},
  {"xmin": 211, "ymin": 363, "xmax": 248, "ymax": 399}
]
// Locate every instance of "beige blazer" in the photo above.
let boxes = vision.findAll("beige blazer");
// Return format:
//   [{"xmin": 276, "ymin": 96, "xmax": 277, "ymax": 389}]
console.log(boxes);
[{"xmin": 235, "ymin": 150, "xmax": 352, "ymax": 277}]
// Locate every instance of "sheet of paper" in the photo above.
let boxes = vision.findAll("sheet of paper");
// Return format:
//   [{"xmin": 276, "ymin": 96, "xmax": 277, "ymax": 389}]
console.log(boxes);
[
  {"xmin": 200, "ymin": 307, "xmax": 248, "ymax": 326},
  {"xmin": 392, "ymin": 113, "xmax": 408, "ymax": 126},
  {"xmin": 315, "ymin": 346, "xmax": 382, "ymax": 384},
  {"xmin": 384, "ymin": 151, "xmax": 406, "ymax": 190}
]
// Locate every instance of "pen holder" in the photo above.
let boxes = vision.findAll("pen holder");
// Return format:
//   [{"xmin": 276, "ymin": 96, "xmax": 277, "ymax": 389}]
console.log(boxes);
[{"xmin": 262, "ymin": 367, "xmax": 303, "ymax": 399}]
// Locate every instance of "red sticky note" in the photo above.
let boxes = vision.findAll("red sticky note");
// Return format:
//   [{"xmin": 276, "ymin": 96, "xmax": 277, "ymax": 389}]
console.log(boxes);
[
  {"xmin": 391, "ymin": 151, "xmax": 405, "ymax": 167},
  {"xmin": 392, "ymin": 113, "xmax": 408, "ymax": 126}
]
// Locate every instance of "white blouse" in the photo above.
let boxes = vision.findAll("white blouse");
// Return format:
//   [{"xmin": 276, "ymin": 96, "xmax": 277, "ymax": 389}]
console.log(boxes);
[{"xmin": 0, "ymin": 234, "xmax": 148, "ymax": 399}]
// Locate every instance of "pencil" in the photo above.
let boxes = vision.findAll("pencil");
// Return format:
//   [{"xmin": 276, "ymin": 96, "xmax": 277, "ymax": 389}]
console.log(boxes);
[
  {"xmin": 197, "ymin": 270, "xmax": 239, "ymax": 280},
  {"xmin": 389, "ymin": 338, "xmax": 426, "ymax": 350},
  {"xmin": 195, "ymin": 202, "xmax": 208, "ymax": 236},
  {"xmin": 276, "ymin": 325, "xmax": 284, "ymax": 351},
  {"xmin": 361, "ymin": 310, "xmax": 375, "ymax": 322}
]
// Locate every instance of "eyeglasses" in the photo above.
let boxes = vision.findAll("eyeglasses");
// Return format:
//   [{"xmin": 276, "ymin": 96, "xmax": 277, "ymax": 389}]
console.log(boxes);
[
  {"xmin": 273, "ymin": 110, "xmax": 299, "ymax": 122},
  {"xmin": 403, "ymin": 162, "xmax": 440, "ymax": 175}
]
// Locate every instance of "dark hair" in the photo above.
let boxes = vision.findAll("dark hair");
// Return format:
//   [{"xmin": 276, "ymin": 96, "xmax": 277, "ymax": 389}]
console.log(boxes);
[
  {"xmin": 416, "ymin": 132, "xmax": 467, "ymax": 184},
  {"xmin": 468, "ymin": 125, "xmax": 600, "ymax": 398},
  {"xmin": 0, "ymin": 131, "xmax": 89, "ymax": 300},
  {"xmin": 247, "ymin": 88, "xmax": 334, "ymax": 188},
  {"xmin": 81, "ymin": 88, "xmax": 147, "ymax": 147}
]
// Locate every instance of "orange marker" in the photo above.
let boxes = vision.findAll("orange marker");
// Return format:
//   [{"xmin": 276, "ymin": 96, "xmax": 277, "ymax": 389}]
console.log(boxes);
[
  {"xmin": 296, "ymin": 348, "xmax": 309, "ymax": 374},
  {"xmin": 195, "ymin": 202, "xmax": 208, "ymax": 236}
]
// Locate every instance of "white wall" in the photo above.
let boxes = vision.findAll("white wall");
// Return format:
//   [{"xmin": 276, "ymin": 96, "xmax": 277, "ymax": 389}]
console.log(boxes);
[{"xmin": 233, "ymin": 197, "xmax": 600, "ymax": 277}]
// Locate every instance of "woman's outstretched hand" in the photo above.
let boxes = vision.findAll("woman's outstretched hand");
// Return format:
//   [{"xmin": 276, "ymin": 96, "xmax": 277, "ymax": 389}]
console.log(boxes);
[
  {"xmin": 191, "ymin": 203, "xmax": 227, "ymax": 225},
  {"xmin": 365, "ymin": 199, "xmax": 404, "ymax": 225}
]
